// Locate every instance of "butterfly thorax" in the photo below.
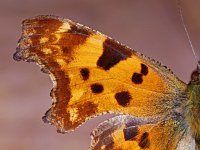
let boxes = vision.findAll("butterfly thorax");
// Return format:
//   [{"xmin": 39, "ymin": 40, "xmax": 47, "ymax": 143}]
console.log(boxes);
[{"xmin": 185, "ymin": 68, "xmax": 200, "ymax": 149}]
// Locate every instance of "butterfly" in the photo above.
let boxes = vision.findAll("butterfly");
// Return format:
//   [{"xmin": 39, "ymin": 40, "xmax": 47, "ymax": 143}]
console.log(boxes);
[{"xmin": 13, "ymin": 15, "xmax": 199, "ymax": 150}]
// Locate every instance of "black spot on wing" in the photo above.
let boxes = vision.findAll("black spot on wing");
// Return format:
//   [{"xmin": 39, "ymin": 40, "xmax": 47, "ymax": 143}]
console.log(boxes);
[
  {"xmin": 141, "ymin": 64, "xmax": 148, "ymax": 76},
  {"xmin": 115, "ymin": 91, "xmax": 131, "ymax": 107},
  {"xmin": 97, "ymin": 38, "xmax": 132, "ymax": 70},
  {"xmin": 91, "ymin": 83, "xmax": 104, "ymax": 94},
  {"xmin": 139, "ymin": 132, "xmax": 150, "ymax": 149},
  {"xmin": 80, "ymin": 68, "xmax": 89, "ymax": 80},
  {"xmin": 132, "ymin": 73, "xmax": 143, "ymax": 84},
  {"xmin": 123, "ymin": 126, "xmax": 138, "ymax": 141},
  {"xmin": 62, "ymin": 47, "xmax": 70, "ymax": 53}
]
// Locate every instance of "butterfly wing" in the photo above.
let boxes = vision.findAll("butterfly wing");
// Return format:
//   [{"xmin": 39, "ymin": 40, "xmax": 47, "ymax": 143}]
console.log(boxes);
[
  {"xmin": 14, "ymin": 15, "xmax": 187, "ymax": 132},
  {"xmin": 89, "ymin": 114, "xmax": 186, "ymax": 150}
]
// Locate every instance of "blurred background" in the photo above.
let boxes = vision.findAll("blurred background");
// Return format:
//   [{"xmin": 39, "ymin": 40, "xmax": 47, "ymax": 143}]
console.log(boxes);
[{"xmin": 1, "ymin": 0, "xmax": 200, "ymax": 149}]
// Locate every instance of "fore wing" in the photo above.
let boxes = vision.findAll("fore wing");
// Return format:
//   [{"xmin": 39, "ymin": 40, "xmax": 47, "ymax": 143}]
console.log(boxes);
[{"xmin": 14, "ymin": 15, "xmax": 186, "ymax": 132}]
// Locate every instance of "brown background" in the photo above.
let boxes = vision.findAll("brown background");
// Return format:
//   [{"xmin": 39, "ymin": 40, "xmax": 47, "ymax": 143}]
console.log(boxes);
[{"xmin": 1, "ymin": 0, "xmax": 200, "ymax": 150}]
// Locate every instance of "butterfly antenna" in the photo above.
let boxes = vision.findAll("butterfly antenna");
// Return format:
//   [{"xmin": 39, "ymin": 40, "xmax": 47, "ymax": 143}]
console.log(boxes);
[{"xmin": 177, "ymin": 0, "xmax": 200, "ymax": 69}]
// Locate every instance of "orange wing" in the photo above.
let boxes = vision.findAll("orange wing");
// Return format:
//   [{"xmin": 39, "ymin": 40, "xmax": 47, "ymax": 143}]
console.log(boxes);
[
  {"xmin": 14, "ymin": 15, "xmax": 186, "ymax": 133},
  {"xmin": 89, "ymin": 114, "xmax": 186, "ymax": 150}
]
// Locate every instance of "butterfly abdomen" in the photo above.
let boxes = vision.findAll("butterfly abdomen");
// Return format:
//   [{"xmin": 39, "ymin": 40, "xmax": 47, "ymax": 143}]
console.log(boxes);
[{"xmin": 185, "ymin": 80, "xmax": 200, "ymax": 149}]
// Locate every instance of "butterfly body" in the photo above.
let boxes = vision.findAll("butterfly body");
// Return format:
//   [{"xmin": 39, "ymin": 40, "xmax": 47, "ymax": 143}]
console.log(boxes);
[
  {"xmin": 185, "ymin": 73, "xmax": 200, "ymax": 149},
  {"xmin": 13, "ymin": 15, "xmax": 199, "ymax": 149}
]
